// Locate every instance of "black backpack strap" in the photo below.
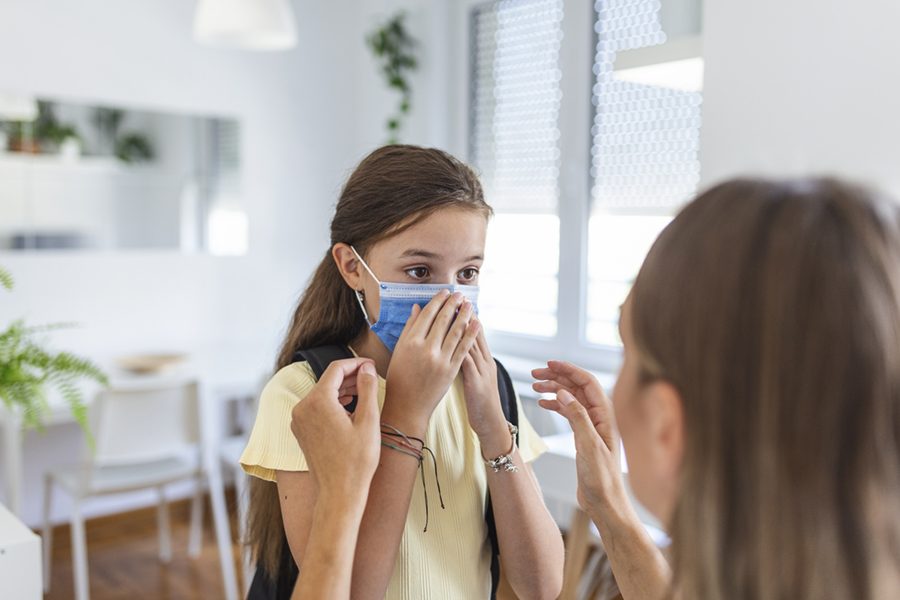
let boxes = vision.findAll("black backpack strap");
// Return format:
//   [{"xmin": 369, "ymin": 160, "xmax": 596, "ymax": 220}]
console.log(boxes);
[
  {"xmin": 247, "ymin": 345, "xmax": 354, "ymax": 600},
  {"xmin": 293, "ymin": 345, "xmax": 357, "ymax": 411},
  {"xmin": 486, "ymin": 358, "xmax": 519, "ymax": 599}
]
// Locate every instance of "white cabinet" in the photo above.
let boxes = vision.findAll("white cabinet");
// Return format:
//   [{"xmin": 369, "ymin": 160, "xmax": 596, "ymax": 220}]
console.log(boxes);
[{"xmin": 0, "ymin": 501, "xmax": 42, "ymax": 600}]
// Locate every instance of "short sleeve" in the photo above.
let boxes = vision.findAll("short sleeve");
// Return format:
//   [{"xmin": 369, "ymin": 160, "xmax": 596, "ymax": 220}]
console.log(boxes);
[
  {"xmin": 240, "ymin": 362, "xmax": 317, "ymax": 482},
  {"xmin": 515, "ymin": 392, "xmax": 548, "ymax": 463}
]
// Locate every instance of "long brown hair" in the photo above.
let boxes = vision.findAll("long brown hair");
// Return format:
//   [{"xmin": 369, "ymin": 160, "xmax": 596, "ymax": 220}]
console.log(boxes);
[
  {"xmin": 630, "ymin": 178, "xmax": 900, "ymax": 599},
  {"xmin": 247, "ymin": 145, "xmax": 492, "ymax": 578}
]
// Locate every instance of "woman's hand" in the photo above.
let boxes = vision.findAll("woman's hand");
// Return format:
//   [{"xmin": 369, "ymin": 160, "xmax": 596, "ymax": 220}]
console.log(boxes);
[
  {"xmin": 532, "ymin": 360, "xmax": 629, "ymax": 519},
  {"xmin": 290, "ymin": 358, "xmax": 381, "ymax": 502},
  {"xmin": 384, "ymin": 290, "xmax": 480, "ymax": 431},
  {"xmin": 461, "ymin": 328, "xmax": 510, "ymax": 453}
]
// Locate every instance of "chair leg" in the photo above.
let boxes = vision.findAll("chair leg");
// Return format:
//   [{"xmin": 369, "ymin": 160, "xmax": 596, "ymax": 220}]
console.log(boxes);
[
  {"xmin": 42, "ymin": 475, "xmax": 54, "ymax": 592},
  {"xmin": 561, "ymin": 508, "xmax": 592, "ymax": 600},
  {"xmin": 234, "ymin": 468, "xmax": 253, "ymax": 595},
  {"xmin": 207, "ymin": 466, "xmax": 239, "ymax": 600},
  {"xmin": 188, "ymin": 476, "xmax": 204, "ymax": 558},
  {"xmin": 70, "ymin": 500, "xmax": 90, "ymax": 600},
  {"xmin": 156, "ymin": 486, "xmax": 172, "ymax": 563}
]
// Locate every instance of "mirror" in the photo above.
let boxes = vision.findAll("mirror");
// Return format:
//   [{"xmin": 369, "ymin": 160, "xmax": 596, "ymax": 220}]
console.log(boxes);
[{"xmin": 0, "ymin": 93, "xmax": 245, "ymax": 254}]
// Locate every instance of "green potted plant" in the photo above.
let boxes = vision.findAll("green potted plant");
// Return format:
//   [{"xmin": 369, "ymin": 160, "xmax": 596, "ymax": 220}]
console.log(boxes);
[
  {"xmin": 0, "ymin": 266, "xmax": 106, "ymax": 441},
  {"xmin": 367, "ymin": 12, "xmax": 418, "ymax": 144}
]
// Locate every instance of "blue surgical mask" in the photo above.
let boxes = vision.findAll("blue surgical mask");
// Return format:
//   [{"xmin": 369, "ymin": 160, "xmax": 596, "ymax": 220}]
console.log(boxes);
[{"xmin": 351, "ymin": 246, "xmax": 480, "ymax": 352}]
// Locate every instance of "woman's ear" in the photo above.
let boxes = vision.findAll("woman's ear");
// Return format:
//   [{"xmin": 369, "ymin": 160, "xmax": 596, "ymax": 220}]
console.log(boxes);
[
  {"xmin": 641, "ymin": 380, "xmax": 684, "ymax": 523},
  {"xmin": 332, "ymin": 243, "xmax": 363, "ymax": 291}
]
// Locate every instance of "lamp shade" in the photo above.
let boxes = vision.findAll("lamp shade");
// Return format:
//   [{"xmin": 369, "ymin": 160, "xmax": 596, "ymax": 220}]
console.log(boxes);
[{"xmin": 194, "ymin": 0, "xmax": 298, "ymax": 51}]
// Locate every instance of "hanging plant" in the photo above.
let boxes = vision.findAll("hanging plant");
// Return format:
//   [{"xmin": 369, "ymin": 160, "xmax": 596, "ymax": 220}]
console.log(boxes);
[{"xmin": 366, "ymin": 12, "xmax": 418, "ymax": 144}]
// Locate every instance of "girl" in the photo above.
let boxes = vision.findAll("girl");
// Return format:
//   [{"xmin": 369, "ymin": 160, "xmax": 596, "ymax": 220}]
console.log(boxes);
[
  {"xmin": 537, "ymin": 178, "xmax": 900, "ymax": 599},
  {"xmin": 241, "ymin": 145, "xmax": 565, "ymax": 600}
]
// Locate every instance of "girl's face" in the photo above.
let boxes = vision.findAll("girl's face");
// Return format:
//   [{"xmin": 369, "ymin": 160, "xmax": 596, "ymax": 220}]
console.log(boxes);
[
  {"xmin": 612, "ymin": 296, "xmax": 684, "ymax": 529},
  {"xmin": 349, "ymin": 206, "xmax": 488, "ymax": 319}
]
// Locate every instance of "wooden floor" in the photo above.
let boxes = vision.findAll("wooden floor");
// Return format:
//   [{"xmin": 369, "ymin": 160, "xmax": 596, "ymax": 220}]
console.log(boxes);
[{"xmin": 43, "ymin": 490, "xmax": 246, "ymax": 600}]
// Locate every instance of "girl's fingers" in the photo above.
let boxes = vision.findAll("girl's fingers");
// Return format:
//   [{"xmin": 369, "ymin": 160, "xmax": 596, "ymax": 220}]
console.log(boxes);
[
  {"xmin": 471, "ymin": 327, "xmax": 489, "ymax": 365},
  {"xmin": 440, "ymin": 300, "xmax": 473, "ymax": 354},
  {"xmin": 399, "ymin": 303, "xmax": 423, "ymax": 339},
  {"xmin": 426, "ymin": 292, "xmax": 466, "ymax": 343},
  {"xmin": 451, "ymin": 319, "xmax": 481, "ymax": 366},
  {"xmin": 461, "ymin": 353, "xmax": 477, "ymax": 378},
  {"xmin": 408, "ymin": 290, "xmax": 451, "ymax": 338}
]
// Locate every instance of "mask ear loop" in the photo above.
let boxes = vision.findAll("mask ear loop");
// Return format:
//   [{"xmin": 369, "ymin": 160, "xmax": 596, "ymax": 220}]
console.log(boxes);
[{"xmin": 350, "ymin": 245, "xmax": 381, "ymax": 325}]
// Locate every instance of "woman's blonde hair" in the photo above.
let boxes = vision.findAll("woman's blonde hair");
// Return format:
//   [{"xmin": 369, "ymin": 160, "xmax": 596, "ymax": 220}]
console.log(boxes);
[
  {"xmin": 630, "ymin": 178, "xmax": 900, "ymax": 599},
  {"xmin": 246, "ymin": 144, "xmax": 491, "ymax": 579}
]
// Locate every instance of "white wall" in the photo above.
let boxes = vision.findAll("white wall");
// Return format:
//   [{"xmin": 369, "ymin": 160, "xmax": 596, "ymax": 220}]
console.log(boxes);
[
  {"xmin": 0, "ymin": 0, "xmax": 368, "ymax": 525},
  {"xmin": 700, "ymin": 0, "xmax": 900, "ymax": 197}
]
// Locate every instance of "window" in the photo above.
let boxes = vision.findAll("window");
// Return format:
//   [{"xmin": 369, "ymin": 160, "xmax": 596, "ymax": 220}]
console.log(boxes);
[
  {"xmin": 460, "ymin": 0, "xmax": 702, "ymax": 368},
  {"xmin": 469, "ymin": 0, "xmax": 564, "ymax": 338},
  {"xmin": 588, "ymin": 0, "xmax": 702, "ymax": 345}
]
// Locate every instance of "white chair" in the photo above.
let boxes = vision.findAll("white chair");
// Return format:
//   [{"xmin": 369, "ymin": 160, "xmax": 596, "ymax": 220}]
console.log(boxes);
[
  {"xmin": 40, "ymin": 378, "xmax": 235, "ymax": 600},
  {"xmin": 216, "ymin": 382, "xmax": 265, "ymax": 596},
  {"xmin": 219, "ymin": 434, "xmax": 253, "ymax": 594}
]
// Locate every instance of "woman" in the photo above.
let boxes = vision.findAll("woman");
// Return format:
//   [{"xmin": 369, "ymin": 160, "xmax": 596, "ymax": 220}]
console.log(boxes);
[{"xmin": 536, "ymin": 178, "xmax": 900, "ymax": 599}]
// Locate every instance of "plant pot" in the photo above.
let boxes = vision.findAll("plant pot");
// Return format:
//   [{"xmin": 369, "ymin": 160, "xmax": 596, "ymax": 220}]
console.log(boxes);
[{"xmin": 59, "ymin": 136, "xmax": 81, "ymax": 161}]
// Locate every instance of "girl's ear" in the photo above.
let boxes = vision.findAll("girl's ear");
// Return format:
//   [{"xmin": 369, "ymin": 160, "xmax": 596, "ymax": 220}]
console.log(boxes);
[{"xmin": 332, "ymin": 243, "xmax": 363, "ymax": 290}]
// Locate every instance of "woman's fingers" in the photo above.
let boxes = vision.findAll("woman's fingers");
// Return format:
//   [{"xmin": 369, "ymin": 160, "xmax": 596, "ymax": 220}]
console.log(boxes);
[
  {"xmin": 352, "ymin": 362, "xmax": 381, "ymax": 437},
  {"xmin": 318, "ymin": 358, "xmax": 375, "ymax": 394},
  {"xmin": 532, "ymin": 380, "xmax": 569, "ymax": 395},
  {"xmin": 555, "ymin": 390, "xmax": 609, "ymax": 457},
  {"xmin": 546, "ymin": 360, "xmax": 598, "ymax": 388}
]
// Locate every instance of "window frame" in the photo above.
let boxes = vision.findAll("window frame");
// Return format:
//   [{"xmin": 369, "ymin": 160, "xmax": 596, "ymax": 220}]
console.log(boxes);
[{"xmin": 450, "ymin": 0, "xmax": 626, "ymax": 375}]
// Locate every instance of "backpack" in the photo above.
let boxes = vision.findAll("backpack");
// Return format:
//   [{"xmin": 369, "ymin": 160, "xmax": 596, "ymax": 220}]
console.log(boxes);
[{"xmin": 247, "ymin": 344, "xmax": 520, "ymax": 600}]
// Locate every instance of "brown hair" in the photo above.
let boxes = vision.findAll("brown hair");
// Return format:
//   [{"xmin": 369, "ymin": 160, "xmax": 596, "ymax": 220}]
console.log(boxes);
[
  {"xmin": 629, "ymin": 178, "xmax": 900, "ymax": 599},
  {"xmin": 247, "ymin": 145, "xmax": 492, "ymax": 578}
]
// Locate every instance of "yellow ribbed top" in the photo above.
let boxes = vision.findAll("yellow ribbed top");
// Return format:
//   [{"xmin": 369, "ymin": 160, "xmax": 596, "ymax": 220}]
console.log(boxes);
[{"xmin": 240, "ymin": 361, "xmax": 548, "ymax": 600}]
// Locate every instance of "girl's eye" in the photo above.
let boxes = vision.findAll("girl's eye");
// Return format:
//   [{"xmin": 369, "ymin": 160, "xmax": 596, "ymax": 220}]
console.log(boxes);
[
  {"xmin": 405, "ymin": 267, "xmax": 429, "ymax": 280},
  {"xmin": 458, "ymin": 268, "xmax": 479, "ymax": 282}
]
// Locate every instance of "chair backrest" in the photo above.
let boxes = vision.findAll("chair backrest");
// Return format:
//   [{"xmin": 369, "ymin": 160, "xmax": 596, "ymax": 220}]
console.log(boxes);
[{"xmin": 89, "ymin": 378, "xmax": 201, "ymax": 467}]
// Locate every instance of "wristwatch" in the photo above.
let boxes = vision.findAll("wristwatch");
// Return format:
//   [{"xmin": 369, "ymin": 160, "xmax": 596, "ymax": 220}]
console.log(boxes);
[{"xmin": 483, "ymin": 422, "xmax": 519, "ymax": 473}]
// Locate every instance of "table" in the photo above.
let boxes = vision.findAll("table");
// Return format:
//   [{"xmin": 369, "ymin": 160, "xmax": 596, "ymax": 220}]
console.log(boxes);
[{"xmin": 0, "ymin": 346, "xmax": 271, "ymax": 600}]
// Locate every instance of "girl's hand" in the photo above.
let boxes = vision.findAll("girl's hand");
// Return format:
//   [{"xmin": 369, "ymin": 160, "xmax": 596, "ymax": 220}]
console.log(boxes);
[
  {"xmin": 532, "ymin": 361, "xmax": 629, "ymax": 519},
  {"xmin": 384, "ymin": 290, "xmax": 481, "ymax": 431},
  {"xmin": 461, "ymin": 328, "xmax": 509, "ymax": 449},
  {"xmin": 291, "ymin": 358, "xmax": 381, "ymax": 502}
]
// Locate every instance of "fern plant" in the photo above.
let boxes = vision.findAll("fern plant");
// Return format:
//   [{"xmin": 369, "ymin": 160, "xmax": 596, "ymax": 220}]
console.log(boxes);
[{"xmin": 0, "ymin": 266, "xmax": 106, "ymax": 443}]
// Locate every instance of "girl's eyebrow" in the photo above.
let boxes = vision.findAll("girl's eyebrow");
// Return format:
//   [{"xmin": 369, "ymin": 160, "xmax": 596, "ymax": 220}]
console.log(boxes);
[{"xmin": 399, "ymin": 248, "xmax": 484, "ymax": 262}]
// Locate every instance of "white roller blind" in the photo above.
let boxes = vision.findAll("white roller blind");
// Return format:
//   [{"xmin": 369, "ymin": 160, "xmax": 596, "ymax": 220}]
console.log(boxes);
[
  {"xmin": 469, "ymin": 0, "xmax": 565, "ymax": 337},
  {"xmin": 586, "ymin": 0, "xmax": 702, "ymax": 345},
  {"xmin": 470, "ymin": 0, "xmax": 564, "ymax": 214},
  {"xmin": 590, "ymin": 0, "xmax": 702, "ymax": 211}
]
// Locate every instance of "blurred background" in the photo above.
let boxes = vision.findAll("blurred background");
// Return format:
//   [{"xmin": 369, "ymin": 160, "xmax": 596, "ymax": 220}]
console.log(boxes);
[{"xmin": 0, "ymin": 0, "xmax": 898, "ymax": 598}]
